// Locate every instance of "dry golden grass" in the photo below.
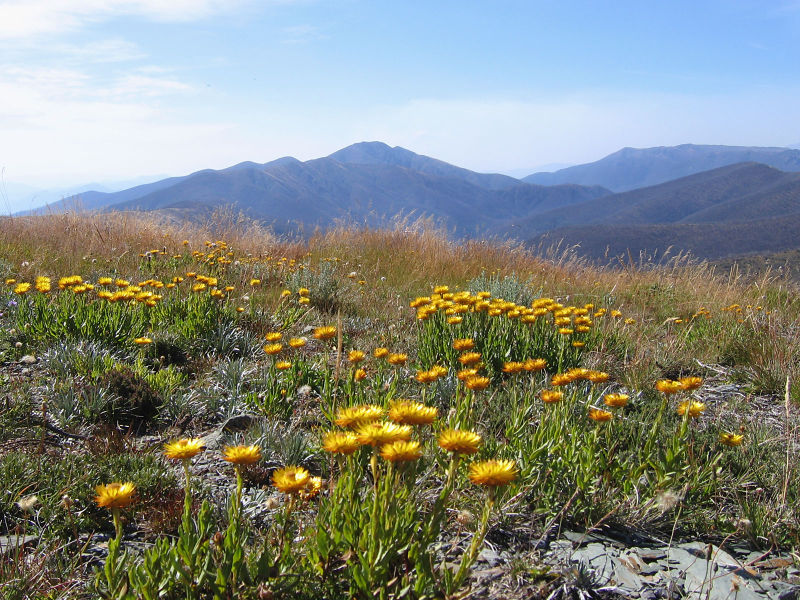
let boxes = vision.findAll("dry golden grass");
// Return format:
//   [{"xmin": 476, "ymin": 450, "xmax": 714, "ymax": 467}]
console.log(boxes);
[{"xmin": 2, "ymin": 209, "xmax": 797, "ymax": 399}]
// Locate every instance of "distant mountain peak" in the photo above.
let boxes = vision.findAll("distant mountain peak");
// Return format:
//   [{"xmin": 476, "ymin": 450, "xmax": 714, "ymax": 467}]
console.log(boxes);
[
  {"xmin": 327, "ymin": 141, "xmax": 415, "ymax": 165},
  {"xmin": 524, "ymin": 144, "xmax": 800, "ymax": 192},
  {"xmin": 328, "ymin": 141, "xmax": 522, "ymax": 190}
]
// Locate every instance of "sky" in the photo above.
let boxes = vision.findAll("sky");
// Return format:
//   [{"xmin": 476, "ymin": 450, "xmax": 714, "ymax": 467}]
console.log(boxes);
[{"xmin": 2, "ymin": 0, "xmax": 800, "ymax": 207}]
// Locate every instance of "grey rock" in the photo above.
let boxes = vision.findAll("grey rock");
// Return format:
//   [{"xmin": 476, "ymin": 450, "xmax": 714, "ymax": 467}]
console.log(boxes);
[
  {"xmin": 478, "ymin": 547, "xmax": 501, "ymax": 566},
  {"xmin": 220, "ymin": 414, "xmax": 255, "ymax": 432},
  {"xmin": 472, "ymin": 565, "xmax": 504, "ymax": 584},
  {"xmin": 563, "ymin": 529, "xmax": 623, "ymax": 547},
  {"xmin": 612, "ymin": 557, "xmax": 646, "ymax": 591},
  {"xmin": 680, "ymin": 541, "xmax": 740, "ymax": 568},
  {"xmin": 776, "ymin": 584, "xmax": 800, "ymax": 600},
  {"xmin": 200, "ymin": 414, "xmax": 256, "ymax": 449},
  {"xmin": 681, "ymin": 550, "xmax": 764, "ymax": 600},
  {"xmin": 571, "ymin": 542, "xmax": 617, "ymax": 584},
  {"xmin": 639, "ymin": 563, "xmax": 664, "ymax": 576},
  {"xmin": 0, "ymin": 535, "xmax": 38, "ymax": 555},
  {"xmin": 665, "ymin": 547, "xmax": 702, "ymax": 570},
  {"xmin": 637, "ymin": 548, "xmax": 668, "ymax": 561},
  {"xmin": 201, "ymin": 429, "xmax": 223, "ymax": 449}
]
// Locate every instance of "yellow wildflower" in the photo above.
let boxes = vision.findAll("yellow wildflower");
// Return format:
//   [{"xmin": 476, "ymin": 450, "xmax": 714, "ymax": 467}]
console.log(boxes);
[
  {"xmin": 437, "ymin": 429, "xmax": 481, "ymax": 454},
  {"xmin": 588, "ymin": 407, "xmax": 613, "ymax": 422},
  {"xmin": 388, "ymin": 400, "xmax": 437, "ymax": 425},
  {"xmin": 387, "ymin": 353, "xmax": 408, "ymax": 366},
  {"xmin": 468, "ymin": 460, "xmax": 518, "ymax": 487},
  {"xmin": 677, "ymin": 401, "xmax": 706, "ymax": 418},
  {"xmin": 604, "ymin": 393, "xmax": 629, "ymax": 408},
  {"xmin": 95, "ymin": 482, "xmax": 136, "ymax": 509},
  {"xmin": 222, "ymin": 445, "xmax": 262, "ymax": 465},
  {"xmin": 322, "ymin": 431, "xmax": 362, "ymax": 455},
  {"xmin": 163, "ymin": 438, "xmax": 205, "ymax": 461},
  {"xmin": 348, "ymin": 350, "xmax": 365, "ymax": 363},
  {"xmin": 719, "ymin": 432, "xmax": 744, "ymax": 447},
  {"xmin": 453, "ymin": 338, "xmax": 475, "ymax": 351},
  {"xmin": 355, "ymin": 421, "xmax": 412, "ymax": 447},
  {"xmin": 656, "ymin": 379, "xmax": 683, "ymax": 394},
  {"xmin": 380, "ymin": 440, "xmax": 422, "ymax": 463},
  {"xmin": 334, "ymin": 404, "xmax": 384, "ymax": 428},
  {"xmin": 272, "ymin": 466, "xmax": 311, "ymax": 495},
  {"xmin": 540, "ymin": 389, "xmax": 563, "ymax": 403},
  {"xmin": 313, "ymin": 326, "xmax": 336, "ymax": 341}
]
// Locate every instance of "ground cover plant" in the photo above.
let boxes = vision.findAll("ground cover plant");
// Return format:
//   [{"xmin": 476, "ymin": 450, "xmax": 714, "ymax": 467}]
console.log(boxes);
[{"xmin": 0, "ymin": 211, "xmax": 799, "ymax": 598}]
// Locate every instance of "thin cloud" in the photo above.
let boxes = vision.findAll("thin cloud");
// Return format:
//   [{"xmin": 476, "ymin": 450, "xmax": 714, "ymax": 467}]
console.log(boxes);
[
  {"xmin": 281, "ymin": 24, "xmax": 327, "ymax": 44},
  {"xmin": 0, "ymin": 0, "xmax": 254, "ymax": 40},
  {"xmin": 101, "ymin": 74, "xmax": 193, "ymax": 98}
]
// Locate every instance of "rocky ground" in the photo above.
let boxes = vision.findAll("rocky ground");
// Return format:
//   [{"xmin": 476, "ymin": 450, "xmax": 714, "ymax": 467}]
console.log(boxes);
[{"xmin": 3, "ymin": 355, "xmax": 799, "ymax": 599}]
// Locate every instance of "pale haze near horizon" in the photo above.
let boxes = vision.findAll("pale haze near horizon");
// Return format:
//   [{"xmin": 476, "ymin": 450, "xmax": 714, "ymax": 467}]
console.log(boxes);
[{"xmin": 1, "ymin": 0, "xmax": 799, "ymax": 211}]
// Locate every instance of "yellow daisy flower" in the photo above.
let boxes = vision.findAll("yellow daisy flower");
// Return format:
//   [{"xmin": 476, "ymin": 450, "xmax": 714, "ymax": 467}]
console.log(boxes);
[
  {"xmin": 347, "ymin": 350, "xmax": 365, "ymax": 363},
  {"xmin": 334, "ymin": 404, "xmax": 384, "ymax": 428},
  {"xmin": 222, "ymin": 445, "xmax": 262, "ymax": 465},
  {"xmin": 380, "ymin": 440, "xmax": 422, "ymax": 463},
  {"xmin": 437, "ymin": 429, "xmax": 481, "ymax": 454},
  {"xmin": 163, "ymin": 438, "xmax": 205, "ymax": 461},
  {"xmin": 468, "ymin": 460, "xmax": 518, "ymax": 487},
  {"xmin": 465, "ymin": 375, "xmax": 490, "ymax": 391},
  {"xmin": 453, "ymin": 338, "xmax": 475, "ymax": 351},
  {"xmin": 313, "ymin": 326, "xmax": 336, "ymax": 341},
  {"xmin": 656, "ymin": 379, "xmax": 684, "ymax": 394},
  {"xmin": 679, "ymin": 376, "xmax": 703, "ymax": 391},
  {"xmin": 386, "ymin": 353, "xmax": 408, "ymax": 366},
  {"xmin": 322, "ymin": 431, "xmax": 362, "ymax": 455},
  {"xmin": 388, "ymin": 400, "xmax": 438, "ymax": 425},
  {"xmin": 677, "ymin": 400, "xmax": 706, "ymax": 418},
  {"xmin": 272, "ymin": 466, "xmax": 311, "ymax": 495},
  {"xmin": 604, "ymin": 393, "xmax": 629, "ymax": 408},
  {"xmin": 588, "ymin": 407, "xmax": 613, "ymax": 422},
  {"xmin": 540, "ymin": 389, "xmax": 563, "ymax": 404},
  {"xmin": 95, "ymin": 482, "xmax": 136, "ymax": 509},
  {"xmin": 719, "ymin": 432, "xmax": 744, "ymax": 447},
  {"xmin": 355, "ymin": 421, "xmax": 412, "ymax": 447}
]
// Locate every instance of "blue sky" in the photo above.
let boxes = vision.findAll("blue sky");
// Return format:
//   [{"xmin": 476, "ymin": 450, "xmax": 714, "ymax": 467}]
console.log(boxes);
[{"xmin": 1, "ymin": 0, "xmax": 799, "ymax": 205}]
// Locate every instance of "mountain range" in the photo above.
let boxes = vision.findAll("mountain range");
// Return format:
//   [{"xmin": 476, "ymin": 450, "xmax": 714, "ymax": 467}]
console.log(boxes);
[
  {"xmin": 523, "ymin": 144, "xmax": 800, "ymax": 192},
  {"xmin": 525, "ymin": 162, "xmax": 800, "ymax": 262},
  {"xmin": 21, "ymin": 141, "xmax": 800, "ymax": 264},
  {"xmin": 34, "ymin": 142, "xmax": 608, "ymax": 237}
]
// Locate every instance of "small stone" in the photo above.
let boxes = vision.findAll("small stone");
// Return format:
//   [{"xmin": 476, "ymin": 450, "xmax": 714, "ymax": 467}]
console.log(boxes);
[
  {"xmin": 477, "ymin": 548, "xmax": 501, "ymax": 566},
  {"xmin": 221, "ymin": 414, "xmax": 254, "ymax": 432},
  {"xmin": 637, "ymin": 548, "xmax": 668, "ymax": 561},
  {"xmin": 19, "ymin": 354, "xmax": 36, "ymax": 364},
  {"xmin": 757, "ymin": 557, "xmax": 794, "ymax": 570},
  {"xmin": 639, "ymin": 563, "xmax": 664, "ymax": 576},
  {"xmin": 0, "ymin": 535, "xmax": 37, "ymax": 555},
  {"xmin": 613, "ymin": 557, "xmax": 646, "ymax": 592},
  {"xmin": 776, "ymin": 584, "xmax": 800, "ymax": 600}
]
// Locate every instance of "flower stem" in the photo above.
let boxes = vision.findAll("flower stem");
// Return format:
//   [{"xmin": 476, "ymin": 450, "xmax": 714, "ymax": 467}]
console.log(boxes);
[
  {"xmin": 112, "ymin": 507, "xmax": 122, "ymax": 541},
  {"xmin": 454, "ymin": 490, "xmax": 495, "ymax": 586},
  {"xmin": 182, "ymin": 459, "xmax": 192, "ymax": 519}
]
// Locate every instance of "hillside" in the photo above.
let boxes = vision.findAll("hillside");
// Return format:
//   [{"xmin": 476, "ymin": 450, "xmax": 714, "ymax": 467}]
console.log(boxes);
[
  {"xmin": 535, "ymin": 212, "xmax": 800, "ymax": 262},
  {"xmin": 328, "ymin": 141, "xmax": 522, "ymax": 190},
  {"xmin": 47, "ymin": 143, "xmax": 609, "ymax": 237},
  {"xmin": 524, "ymin": 144, "xmax": 800, "ymax": 191},
  {"xmin": 507, "ymin": 162, "xmax": 800, "ymax": 238},
  {"xmin": 1, "ymin": 213, "xmax": 799, "ymax": 599}
]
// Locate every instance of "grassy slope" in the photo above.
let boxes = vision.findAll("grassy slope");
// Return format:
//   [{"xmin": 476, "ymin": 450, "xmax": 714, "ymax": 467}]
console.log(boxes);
[{"xmin": 1, "ymin": 210, "xmax": 799, "ymax": 598}]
